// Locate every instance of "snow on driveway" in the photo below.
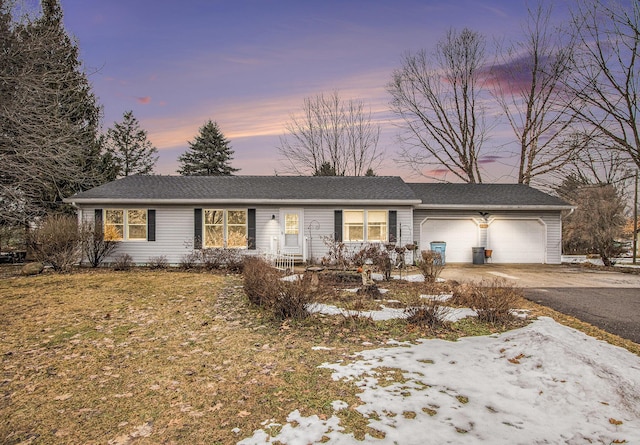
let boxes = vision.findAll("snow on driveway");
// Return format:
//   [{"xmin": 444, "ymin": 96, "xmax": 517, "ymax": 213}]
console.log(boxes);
[{"xmin": 239, "ymin": 317, "xmax": 640, "ymax": 444}]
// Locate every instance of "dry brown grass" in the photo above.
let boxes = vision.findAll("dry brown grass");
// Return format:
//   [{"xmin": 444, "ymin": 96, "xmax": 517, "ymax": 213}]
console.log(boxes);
[
  {"xmin": 1, "ymin": 268, "xmax": 637, "ymax": 444},
  {"xmin": 0, "ymin": 270, "xmax": 366, "ymax": 444}
]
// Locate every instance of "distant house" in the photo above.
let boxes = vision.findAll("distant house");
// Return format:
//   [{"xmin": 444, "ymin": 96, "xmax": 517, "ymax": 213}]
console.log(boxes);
[{"xmin": 64, "ymin": 176, "xmax": 572, "ymax": 265}]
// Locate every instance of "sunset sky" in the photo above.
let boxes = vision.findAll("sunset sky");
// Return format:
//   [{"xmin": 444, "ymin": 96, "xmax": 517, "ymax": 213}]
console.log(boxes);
[{"xmin": 59, "ymin": 0, "xmax": 573, "ymax": 181}]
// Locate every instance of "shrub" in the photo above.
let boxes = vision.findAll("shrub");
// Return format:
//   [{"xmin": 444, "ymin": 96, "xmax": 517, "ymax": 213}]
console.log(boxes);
[
  {"xmin": 243, "ymin": 256, "xmax": 282, "ymax": 306},
  {"xmin": 352, "ymin": 243, "xmax": 392, "ymax": 280},
  {"xmin": 452, "ymin": 279, "xmax": 521, "ymax": 324},
  {"xmin": 147, "ymin": 255, "xmax": 168, "ymax": 269},
  {"xmin": 80, "ymin": 222, "xmax": 120, "ymax": 268},
  {"xmin": 321, "ymin": 236, "xmax": 350, "ymax": 269},
  {"xmin": 405, "ymin": 297, "xmax": 451, "ymax": 330},
  {"xmin": 28, "ymin": 214, "xmax": 81, "ymax": 273},
  {"xmin": 112, "ymin": 253, "xmax": 133, "ymax": 271},
  {"xmin": 179, "ymin": 251, "xmax": 200, "ymax": 270},
  {"xmin": 201, "ymin": 248, "xmax": 244, "ymax": 272},
  {"xmin": 416, "ymin": 250, "xmax": 444, "ymax": 283},
  {"xmin": 272, "ymin": 274, "xmax": 314, "ymax": 320},
  {"xmin": 243, "ymin": 256, "xmax": 315, "ymax": 319}
]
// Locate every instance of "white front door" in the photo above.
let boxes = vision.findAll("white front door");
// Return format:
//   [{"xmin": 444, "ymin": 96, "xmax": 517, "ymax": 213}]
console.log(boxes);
[{"xmin": 280, "ymin": 209, "xmax": 304, "ymax": 256}]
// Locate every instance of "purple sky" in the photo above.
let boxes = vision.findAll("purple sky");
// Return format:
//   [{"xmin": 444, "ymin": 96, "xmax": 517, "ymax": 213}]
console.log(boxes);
[{"xmin": 59, "ymin": 0, "xmax": 572, "ymax": 181}]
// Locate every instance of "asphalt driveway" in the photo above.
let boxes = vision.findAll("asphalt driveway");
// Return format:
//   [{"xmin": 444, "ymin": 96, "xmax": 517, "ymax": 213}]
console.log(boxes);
[{"xmin": 439, "ymin": 264, "xmax": 640, "ymax": 343}]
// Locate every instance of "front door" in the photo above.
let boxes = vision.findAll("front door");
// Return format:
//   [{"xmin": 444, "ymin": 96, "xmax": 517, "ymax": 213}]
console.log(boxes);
[{"xmin": 280, "ymin": 209, "xmax": 303, "ymax": 256}]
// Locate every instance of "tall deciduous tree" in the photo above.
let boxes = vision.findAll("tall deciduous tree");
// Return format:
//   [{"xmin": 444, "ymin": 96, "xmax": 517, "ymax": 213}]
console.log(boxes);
[
  {"xmin": 567, "ymin": 0, "xmax": 640, "ymax": 169},
  {"xmin": 388, "ymin": 28, "xmax": 489, "ymax": 183},
  {"xmin": 0, "ymin": 0, "xmax": 105, "ymax": 225},
  {"xmin": 105, "ymin": 111, "xmax": 158, "ymax": 177},
  {"xmin": 490, "ymin": 3, "xmax": 581, "ymax": 185},
  {"xmin": 278, "ymin": 91, "xmax": 382, "ymax": 176},
  {"xmin": 558, "ymin": 180, "xmax": 627, "ymax": 266},
  {"xmin": 177, "ymin": 120, "xmax": 238, "ymax": 176}
]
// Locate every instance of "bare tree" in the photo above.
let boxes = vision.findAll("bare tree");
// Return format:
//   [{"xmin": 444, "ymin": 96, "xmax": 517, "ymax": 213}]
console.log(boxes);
[
  {"xmin": 490, "ymin": 3, "xmax": 582, "ymax": 185},
  {"xmin": 278, "ymin": 91, "xmax": 382, "ymax": 176},
  {"xmin": 567, "ymin": 0, "xmax": 640, "ymax": 169},
  {"xmin": 559, "ymin": 181, "xmax": 627, "ymax": 266},
  {"xmin": 388, "ymin": 28, "xmax": 489, "ymax": 183},
  {"xmin": 0, "ymin": 0, "xmax": 104, "ymax": 226}
]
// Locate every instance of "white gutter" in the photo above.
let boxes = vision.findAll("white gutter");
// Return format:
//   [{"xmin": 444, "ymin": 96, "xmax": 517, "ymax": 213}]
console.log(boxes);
[
  {"xmin": 64, "ymin": 198, "xmax": 423, "ymax": 206},
  {"xmin": 415, "ymin": 204, "xmax": 575, "ymax": 211}
]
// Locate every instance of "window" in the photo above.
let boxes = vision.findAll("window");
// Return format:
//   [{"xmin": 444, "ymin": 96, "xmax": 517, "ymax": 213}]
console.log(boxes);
[
  {"xmin": 127, "ymin": 210, "xmax": 147, "ymax": 240},
  {"xmin": 204, "ymin": 209, "xmax": 247, "ymax": 248},
  {"xmin": 344, "ymin": 210, "xmax": 364, "ymax": 241},
  {"xmin": 105, "ymin": 209, "xmax": 124, "ymax": 240},
  {"xmin": 103, "ymin": 209, "xmax": 148, "ymax": 241},
  {"xmin": 367, "ymin": 211, "xmax": 387, "ymax": 242},
  {"xmin": 343, "ymin": 210, "xmax": 388, "ymax": 242}
]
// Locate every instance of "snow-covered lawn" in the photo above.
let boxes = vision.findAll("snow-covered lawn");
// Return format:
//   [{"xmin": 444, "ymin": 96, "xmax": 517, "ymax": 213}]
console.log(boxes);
[{"xmin": 240, "ymin": 317, "xmax": 640, "ymax": 444}]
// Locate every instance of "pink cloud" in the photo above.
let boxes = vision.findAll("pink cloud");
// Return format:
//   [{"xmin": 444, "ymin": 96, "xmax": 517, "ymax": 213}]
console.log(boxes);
[{"xmin": 136, "ymin": 96, "xmax": 151, "ymax": 104}]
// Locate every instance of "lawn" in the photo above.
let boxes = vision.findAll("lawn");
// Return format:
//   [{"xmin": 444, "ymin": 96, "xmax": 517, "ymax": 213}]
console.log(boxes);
[{"xmin": 1, "ymin": 268, "xmax": 638, "ymax": 444}]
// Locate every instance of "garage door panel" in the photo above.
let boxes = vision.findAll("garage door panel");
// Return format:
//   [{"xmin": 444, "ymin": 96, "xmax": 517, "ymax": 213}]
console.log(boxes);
[
  {"xmin": 489, "ymin": 220, "xmax": 544, "ymax": 263},
  {"xmin": 421, "ymin": 219, "xmax": 478, "ymax": 263}
]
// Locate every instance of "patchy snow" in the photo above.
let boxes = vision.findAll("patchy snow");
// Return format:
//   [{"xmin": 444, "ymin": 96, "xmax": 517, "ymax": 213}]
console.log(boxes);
[
  {"xmin": 239, "ymin": 317, "xmax": 640, "ymax": 444},
  {"xmin": 420, "ymin": 293, "xmax": 453, "ymax": 302},
  {"xmin": 306, "ymin": 303, "xmax": 475, "ymax": 323}
]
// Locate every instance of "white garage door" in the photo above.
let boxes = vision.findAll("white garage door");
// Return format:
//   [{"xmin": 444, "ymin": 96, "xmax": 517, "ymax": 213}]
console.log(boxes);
[
  {"xmin": 421, "ymin": 219, "xmax": 478, "ymax": 263},
  {"xmin": 488, "ymin": 219, "xmax": 545, "ymax": 263}
]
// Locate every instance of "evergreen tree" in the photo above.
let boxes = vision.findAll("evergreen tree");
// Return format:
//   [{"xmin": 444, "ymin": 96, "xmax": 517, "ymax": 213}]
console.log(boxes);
[
  {"xmin": 177, "ymin": 120, "xmax": 238, "ymax": 176},
  {"xmin": 105, "ymin": 111, "xmax": 158, "ymax": 177},
  {"xmin": 313, "ymin": 162, "xmax": 338, "ymax": 176},
  {"xmin": 0, "ymin": 0, "xmax": 105, "ymax": 225}
]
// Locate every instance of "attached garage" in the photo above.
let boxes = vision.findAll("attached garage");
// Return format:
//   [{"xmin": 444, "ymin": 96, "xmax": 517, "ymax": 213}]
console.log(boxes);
[
  {"xmin": 421, "ymin": 218, "xmax": 478, "ymax": 263},
  {"xmin": 488, "ymin": 219, "xmax": 545, "ymax": 263},
  {"xmin": 408, "ymin": 183, "xmax": 573, "ymax": 265}
]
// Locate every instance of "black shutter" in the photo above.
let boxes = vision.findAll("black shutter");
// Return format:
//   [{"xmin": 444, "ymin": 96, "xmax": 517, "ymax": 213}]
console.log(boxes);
[
  {"xmin": 147, "ymin": 209, "xmax": 156, "ymax": 241},
  {"xmin": 194, "ymin": 208, "xmax": 202, "ymax": 249},
  {"xmin": 247, "ymin": 208, "xmax": 256, "ymax": 250},
  {"xmin": 334, "ymin": 210, "xmax": 343, "ymax": 242},
  {"xmin": 388, "ymin": 210, "xmax": 397, "ymax": 243},
  {"xmin": 94, "ymin": 209, "xmax": 103, "ymax": 231}
]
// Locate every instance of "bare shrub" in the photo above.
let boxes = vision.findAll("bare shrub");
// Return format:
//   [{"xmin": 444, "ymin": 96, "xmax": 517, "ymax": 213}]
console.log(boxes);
[
  {"xmin": 405, "ymin": 297, "xmax": 451, "ymax": 330},
  {"xmin": 201, "ymin": 248, "xmax": 244, "ymax": 272},
  {"xmin": 452, "ymin": 279, "xmax": 521, "ymax": 324},
  {"xmin": 179, "ymin": 251, "xmax": 200, "ymax": 270},
  {"xmin": 272, "ymin": 274, "xmax": 314, "ymax": 320},
  {"xmin": 352, "ymin": 243, "xmax": 392, "ymax": 280},
  {"xmin": 416, "ymin": 250, "xmax": 444, "ymax": 283},
  {"xmin": 321, "ymin": 236, "xmax": 350, "ymax": 269},
  {"xmin": 243, "ymin": 256, "xmax": 282, "ymax": 306},
  {"xmin": 80, "ymin": 222, "xmax": 120, "ymax": 268},
  {"xmin": 112, "ymin": 253, "xmax": 133, "ymax": 271},
  {"xmin": 28, "ymin": 214, "xmax": 81, "ymax": 273},
  {"xmin": 243, "ymin": 256, "xmax": 315, "ymax": 319},
  {"xmin": 147, "ymin": 255, "xmax": 168, "ymax": 269}
]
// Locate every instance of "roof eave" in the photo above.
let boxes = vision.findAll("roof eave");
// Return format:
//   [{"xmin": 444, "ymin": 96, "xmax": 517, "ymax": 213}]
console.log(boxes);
[
  {"xmin": 415, "ymin": 204, "xmax": 574, "ymax": 211},
  {"xmin": 65, "ymin": 198, "xmax": 422, "ymax": 206}
]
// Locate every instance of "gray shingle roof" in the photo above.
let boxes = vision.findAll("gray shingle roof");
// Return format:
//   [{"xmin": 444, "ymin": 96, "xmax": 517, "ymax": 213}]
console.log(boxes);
[
  {"xmin": 65, "ymin": 175, "xmax": 571, "ymax": 209},
  {"xmin": 67, "ymin": 175, "xmax": 420, "ymax": 203},
  {"xmin": 407, "ymin": 183, "xmax": 571, "ymax": 208}
]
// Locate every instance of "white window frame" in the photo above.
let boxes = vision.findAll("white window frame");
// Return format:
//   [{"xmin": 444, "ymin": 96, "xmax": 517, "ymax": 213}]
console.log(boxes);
[
  {"xmin": 103, "ymin": 209, "xmax": 147, "ymax": 241},
  {"xmin": 343, "ymin": 210, "xmax": 388, "ymax": 243},
  {"xmin": 203, "ymin": 209, "xmax": 248, "ymax": 249}
]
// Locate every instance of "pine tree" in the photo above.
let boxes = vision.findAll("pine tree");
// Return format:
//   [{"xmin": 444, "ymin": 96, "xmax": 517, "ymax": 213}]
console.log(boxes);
[
  {"xmin": 177, "ymin": 120, "xmax": 239, "ymax": 176},
  {"xmin": 105, "ymin": 111, "xmax": 158, "ymax": 177},
  {"xmin": 0, "ymin": 0, "xmax": 105, "ymax": 224}
]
